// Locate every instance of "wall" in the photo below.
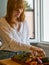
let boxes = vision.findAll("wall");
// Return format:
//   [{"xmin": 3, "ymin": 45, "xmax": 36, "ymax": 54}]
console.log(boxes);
[{"xmin": 0, "ymin": 0, "xmax": 7, "ymax": 18}]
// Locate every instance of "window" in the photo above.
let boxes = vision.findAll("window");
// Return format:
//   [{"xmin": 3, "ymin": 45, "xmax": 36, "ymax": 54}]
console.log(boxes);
[
  {"xmin": 24, "ymin": 0, "xmax": 41, "ymax": 43},
  {"xmin": 41, "ymin": 0, "xmax": 49, "ymax": 42},
  {"xmin": 24, "ymin": 0, "xmax": 35, "ymax": 39}
]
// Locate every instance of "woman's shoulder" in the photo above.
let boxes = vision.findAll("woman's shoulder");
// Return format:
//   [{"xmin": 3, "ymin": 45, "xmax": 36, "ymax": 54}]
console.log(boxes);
[
  {"xmin": 0, "ymin": 17, "xmax": 5, "ymax": 23},
  {"xmin": 22, "ymin": 20, "xmax": 29, "ymax": 31},
  {"xmin": 23, "ymin": 20, "xmax": 28, "ymax": 27},
  {"xmin": 0, "ymin": 17, "xmax": 5, "ymax": 21},
  {"xmin": 0, "ymin": 17, "xmax": 7, "ymax": 26},
  {"xmin": 23, "ymin": 20, "xmax": 28, "ymax": 25}
]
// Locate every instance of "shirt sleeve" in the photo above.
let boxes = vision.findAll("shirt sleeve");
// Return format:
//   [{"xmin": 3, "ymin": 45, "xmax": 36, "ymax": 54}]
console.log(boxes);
[{"xmin": 0, "ymin": 21, "xmax": 30, "ymax": 51}]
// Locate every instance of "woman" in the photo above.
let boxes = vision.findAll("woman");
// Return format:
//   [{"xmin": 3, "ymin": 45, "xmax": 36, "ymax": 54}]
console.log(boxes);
[{"xmin": 0, "ymin": 0, "xmax": 46, "ymax": 57}]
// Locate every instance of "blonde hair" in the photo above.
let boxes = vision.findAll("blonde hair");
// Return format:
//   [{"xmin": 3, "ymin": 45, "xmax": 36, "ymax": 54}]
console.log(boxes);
[{"xmin": 6, "ymin": 0, "xmax": 25, "ymax": 22}]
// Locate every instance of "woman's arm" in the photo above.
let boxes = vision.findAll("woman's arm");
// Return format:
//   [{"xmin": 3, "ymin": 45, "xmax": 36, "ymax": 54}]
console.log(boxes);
[{"xmin": 0, "ymin": 23, "xmax": 31, "ymax": 51}]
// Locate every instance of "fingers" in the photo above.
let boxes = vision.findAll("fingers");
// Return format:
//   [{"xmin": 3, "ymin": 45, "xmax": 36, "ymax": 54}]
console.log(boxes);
[
  {"xmin": 29, "ymin": 50, "xmax": 37, "ymax": 58},
  {"xmin": 30, "ymin": 46, "xmax": 46, "ymax": 57},
  {"xmin": 29, "ymin": 50, "xmax": 40, "ymax": 58},
  {"xmin": 36, "ymin": 48, "xmax": 46, "ymax": 57},
  {"xmin": 39, "ymin": 49, "xmax": 46, "ymax": 57},
  {"xmin": 30, "ymin": 48, "xmax": 46, "ymax": 57}
]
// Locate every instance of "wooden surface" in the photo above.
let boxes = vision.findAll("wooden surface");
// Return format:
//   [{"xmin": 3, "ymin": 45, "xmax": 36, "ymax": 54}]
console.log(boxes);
[
  {"xmin": 0, "ymin": 58, "xmax": 21, "ymax": 65},
  {"xmin": 0, "ymin": 58, "xmax": 49, "ymax": 65}
]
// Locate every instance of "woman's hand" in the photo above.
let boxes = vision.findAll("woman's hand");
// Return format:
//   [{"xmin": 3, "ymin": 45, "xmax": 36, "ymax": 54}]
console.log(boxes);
[{"xmin": 29, "ymin": 45, "xmax": 46, "ymax": 58}]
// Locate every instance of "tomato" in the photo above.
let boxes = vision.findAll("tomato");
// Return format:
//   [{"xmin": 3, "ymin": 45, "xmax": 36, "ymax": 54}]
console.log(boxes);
[{"xmin": 30, "ymin": 61, "xmax": 37, "ymax": 65}]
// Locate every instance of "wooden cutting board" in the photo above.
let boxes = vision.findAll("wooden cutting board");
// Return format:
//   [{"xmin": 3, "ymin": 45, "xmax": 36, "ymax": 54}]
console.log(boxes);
[{"xmin": 0, "ymin": 58, "xmax": 21, "ymax": 65}]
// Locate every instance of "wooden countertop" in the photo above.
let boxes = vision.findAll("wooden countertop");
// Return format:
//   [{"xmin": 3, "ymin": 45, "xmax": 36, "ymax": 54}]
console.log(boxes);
[
  {"xmin": 0, "ymin": 58, "xmax": 21, "ymax": 65},
  {"xmin": 0, "ymin": 58, "xmax": 49, "ymax": 65}
]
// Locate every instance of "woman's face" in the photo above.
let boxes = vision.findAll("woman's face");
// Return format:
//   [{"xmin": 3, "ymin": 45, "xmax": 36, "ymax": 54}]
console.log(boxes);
[{"xmin": 12, "ymin": 8, "xmax": 23, "ymax": 22}]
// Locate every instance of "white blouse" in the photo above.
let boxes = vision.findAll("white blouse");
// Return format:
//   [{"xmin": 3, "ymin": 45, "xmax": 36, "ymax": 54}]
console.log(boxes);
[{"xmin": 0, "ymin": 18, "xmax": 30, "ymax": 51}]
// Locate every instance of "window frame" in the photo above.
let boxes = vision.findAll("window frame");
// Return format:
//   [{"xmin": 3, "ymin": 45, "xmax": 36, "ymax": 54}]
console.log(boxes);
[
  {"xmin": 40, "ymin": 0, "xmax": 44, "ymax": 42},
  {"xmin": 29, "ymin": 0, "xmax": 41, "ymax": 43},
  {"xmin": 40, "ymin": 0, "xmax": 49, "ymax": 43}
]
